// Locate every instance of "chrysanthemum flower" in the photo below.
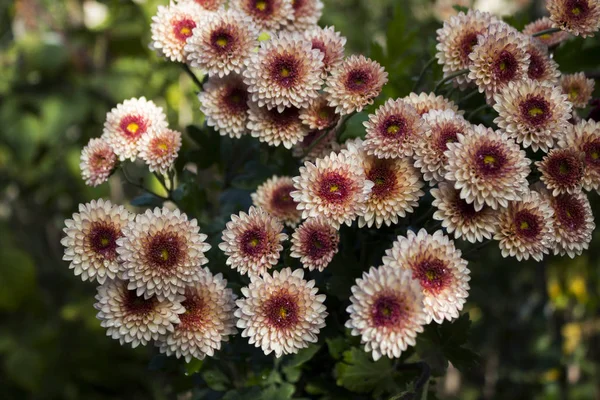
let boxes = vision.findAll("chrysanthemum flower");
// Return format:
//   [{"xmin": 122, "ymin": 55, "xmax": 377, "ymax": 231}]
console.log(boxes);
[
  {"xmin": 493, "ymin": 79, "xmax": 571, "ymax": 152},
  {"xmin": 524, "ymin": 38, "xmax": 561, "ymax": 84},
  {"xmin": 177, "ymin": 0, "xmax": 224, "ymax": 12},
  {"xmin": 291, "ymin": 150, "xmax": 374, "ymax": 227},
  {"xmin": 414, "ymin": 110, "xmax": 472, "ymax": 185},
  {"xmin": 352, "ymin": 143, "xmax": 424, "ymax": 228},
  {"xmin": 445, "ymin": 125, "xmax": 531, "ymax": 211},
  {"xmin": 290, "ymin": 217, "xmax": 339, "ymax": 271},
  {"xmin": 102, "ymin": 97, "xmax": 168, "ymax": 161},
  {"xmin": 157, "ymin": 268, "xmax": 237, "ymax": 362},
  {"xmin": 199, "ymin": 74, "xmax": 249, "ymax": 138},
  {"xmin": 363, "ymin": 98, "xmax": 424, "ymax": 159},
  {"xmin": 138, "ymin": 129, "xmax": 182, "ymax": 175},
  {"xmin": 537, "ymin": 148, "xmax": 585, "ymax": 196},
  {"xmin": 80, "ymin": 138, "xmax": 117, "ymax": 187},
  {"xmin": 435, "ymin": 9, "xmax": 501, "ymax": 88},
  {"xmin": 230, "ymin": 0, "xmax": 294, "ymax": 32},
  {"xmin": 494, "ymin": 190, "xmax": 555, "ymax": 261},
  {"xmin": 346, "ymin": 265, "xmax": 427, "ymax": 361},
  {"xmin": 218, "ymin": 206, "xmax": 287, "ymax": 277},
  {"xmin": 150, "ymin": 2, "xmax": 205, "ymax": 63},
  {"xmin": 61, "ymin": 199, "xmax": 133, "ymax": 284},
  {"xmin": 247, "ymin": 103, "xmax": 309, "ymax": 149},
  {"xmin": 292, "ymin": 129, "xmax": 341, "ymax": 162},
  {"xmin": 251, "ymin": 176, "xmax": 302, "ymax": 227},
  {"xmin": 540, "ymin": 189, "xmax": 595, "ymax": 257},
  {"xmin": 431, "ymin": 182, "xmax": 498, "ymax": 243},
  {"xmin": 523, "ymin": 17, "xmax": 571, "ymax": 47},
  {"xmin": 324, "ymin": 55, "xmax": 388, "ymax": 115},
  {"xmin": 118, "ymin": 207, "xmax": 211, "ymax": 301},
  {"xmin": 547, "ymin": 0, "xmax": 600, "ymax": 38},
  {"xmin": 560, "ymin": 72, "xmax": 595, "ymax": 108},
  {"xmin": 468, "ymin": 24, "xmax": 530, "ymax": 103},
  {"xmin": 558, "ymin": 119, "xmax": 600, "ymax": 192},
  {"xmin": 299, "ymin": 96, "xmax": 339, "ymax": 130},
  {"xmin": 303, "ymin": 26, "xmax": 346, "ymax": 78},
  {"xmin": 402, "ymin": 92, "xmax": 463, "ymax": 116},
  {"xmin": 235, "ymin": 268, "xmax": 327, "ymax": 357},
  {"xmin": 244, "ymin": 34, "xmax": 324, "ymax": 112},
  {"xmin": 287, "ymin": 0, "xmax": 323, "ymax": 31},
  {"xmin": 184, "ymin": 10, "xmax": 259, "ymax": 77},
  {"xmin": 382, "ymin": 229, "xmax": 470, "ymax": 324},
  {"xmin": 94, "ymin": 279, "xmax": 185, "ymax": 348}
]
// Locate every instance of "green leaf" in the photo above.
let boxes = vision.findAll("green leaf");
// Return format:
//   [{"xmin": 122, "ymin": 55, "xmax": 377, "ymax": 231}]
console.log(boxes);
[
  {"xmin": 326, "ymin": 337, "xmax": 348, "ymax": 360},
  {"xmin": 202, "ymin": 368, "xmax": 231, "ymax": 391},
  {"xmin": 286, "ymin": 344, "xmax": 321, "ymax": 368},
  {"xmin": 261, "ymin": 383, "xmax": 295, "ymax": 400},
  {"xmin": 130, "ymin": 192, "xmax": 165, "ymax": 207},
  {"xmin": 185, "ymin": 359, "xmax": 203, "ymax": 376},
  {"xmin": 338, "ymin": 112, "xmax": 368, "ymax": 142},
  {"xmin": 0, "ymin": 247, "xmax": 36, "ymax": 311},
  {"xmin": 452, "ymin": 5, "xmax": 469, "ymax": 13},
  {"xmin": 334, "ymin": 347, "xmax": 398, "ymax": 396}
]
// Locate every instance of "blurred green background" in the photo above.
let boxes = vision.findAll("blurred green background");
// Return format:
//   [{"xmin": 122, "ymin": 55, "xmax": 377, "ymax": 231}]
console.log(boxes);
[{"xmin": 2, "ymin": 0, "xmax": 600, "ymax": 399}]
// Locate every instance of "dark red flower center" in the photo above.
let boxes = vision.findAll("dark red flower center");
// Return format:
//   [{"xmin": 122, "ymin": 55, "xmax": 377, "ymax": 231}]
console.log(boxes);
[
  {"xmin": 304, "ymin": 228, "xmax": 335, "ymax": 260},
  {"xmin": 223, "ymin": 85, "xmax": 249, "ymax": 114},
  {"xmin": 520, "ymin": 95, "xmax": 551, "ymax": 126},
  {"xmin": 435, "ymin": 126, "xmax": 461, "ymax": 154},
  {"xmin": 412, "ymin": 258, "xmax": 451, "ymax": 293},
  {"xmin": 546, "ymin": 150, "xmax": 583, "ymax": 186},
  {"xmin": 459, "ymin": 31, "xmax": 480, "ymax": 63},
  {"xmin": 195, "ymin": 0, "xmax": 221, "ymax": 11},
  {"xmin": 240, "ymin": 227, "xmax": 267, "ymax": 256},
  {"xmin": 367, "ymin": 162, "xmax": 397, "ymax": 199},
  {"xmin": 583, "ymin": 139, "xmax": 600, "ymax": 169},
  {"xmin": 179, "ymin": 292, "xmax": 206, "ymax": 330},
  {"xmin": 90, "ymin": 149, "xmax": 114, "ymax": 170},
  {"xmin": 263, "ymin": 292, "xmax": 299, "ymax": 330},
  {"xmin": 210, "ymin": 27, "xmax": 236, "ymax": 53},
  {"xmin": 123, "ymin": 289, "xmax": 157, "ymax": 316},
  {"xmin": 318, "ymin": 172, "xmax": 351, "ymax": 204},
  {"xmin": 270, "ymin": 185, "xmax": 298, "ymax": 214},
  {"xmin": 345, "ymin": 68, "xmax": 372, "ymax": 93},
  {"xmin": 315, "ymin": 105, "xmax": 337, "ymax": 127},
  {"xmin": 371, "ymin": 294, "xmax": 404, "ymax": 328},
  {"xmin": 172, "ymin": 18, "xmax": 196, "ymax": 42},
  {"xmin": 145, "ymin": 231, "xmax": 184, "ymax": 270},
  {"xmin": 554, "ymin": 194, "xmax": 586, "ymax": 231},
  {"xmin": 251, "ymin": 0, "xmax": 273, "ymax": 15},
  {"xmin": 493, "ymin": 50, "xmax": 519, "ymax": 82},
  {"xmin": 119, "ymin": 115, "xmax": 148, "ymax": 139},
  {"xmin": 379, "ymin": 115, "xmax": 408, "ymax": 138},
  {"xmin": 291, "ymin": 0, "xmax": 304, "ymax": 11},
  {"xmin": 266, "ymin": 107, "xmax": 300, "ymax": 127},
  {"xmin": 514, "ymin": 210, "xmax": 542, "ymax": 240},
  {"xmin": 88, "ymin": 222, "xmax": 120, "ymax": 260},
  {"xmin": 566, "ymin": 0, "xmax": 590, "ymax": 20},
  {"xmin": 269, "ymin": 54, "xmax": 301, "ymax": 88},
  {"xmin": 475, "ymin": 144, "xmax": 507, "ymax": 177},
  {"xmin": 527, "ymin": 50, "xmax": 546, "ymax": 80},
  {"xmin": 453, "ymin": 192, "xmax": 479, "ymax": 220}
]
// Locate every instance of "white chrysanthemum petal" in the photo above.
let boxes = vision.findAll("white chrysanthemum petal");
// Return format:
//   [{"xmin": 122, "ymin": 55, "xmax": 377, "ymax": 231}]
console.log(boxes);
[
  {"xmin": 402, "ymin": 92, "xmax": 463, "ymax": 116},
  {"xmin": 523, "ymin": 17, "xmax": 571, "ymax": 47},
  {"xmin": 230, "ymin": 0, "xmax": 294, "ymax": 32},
  {"xmin": 199, "ymin": 74, "xmax": 250, "ymax": 138},
  {"xmin": 251, "ymin": 176, "xmax": 302, "ymax": 227},
  {"xmin": 547, "ymin": 0, "xmax": 600, "ymax": 38},
  {"xmin": 560, "ymin": 72, "xmax": 595, "ymax": 108},
  {"xmin": 558, "ymin": 120, "xmax": 600, "ymax": 193},
  {"xmin": 80, "ymin": 138, "xmax": 117, "ymax": 187},
  {"xmin": 290, "ymin": 217, "xmax": 339, "ymax": 271},
  {"xmin": 536, "ymin": 148, "xmax": 585, "ymax": 196},
  {"xmin": 139, "ymin": 129, "xmax": 182, "ymax": 174},
  {"xmin": 247, "ymin": 103, "xmax": 309, "ymax": 148}
]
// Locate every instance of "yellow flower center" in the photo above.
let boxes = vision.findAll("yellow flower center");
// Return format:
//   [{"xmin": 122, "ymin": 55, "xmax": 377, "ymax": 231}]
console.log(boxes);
[
  {"xmin": 250, "ymin": 237, "xmax": 260, "ymax": 247},
  {"xmin": 386, "ymin": 124, "xmax": 400, "ymax": 135},
  {"xmin": 520, "ymin": 220, "xmax": 530, "ymax": 230},
  {"xmin": 483, "ymin": 155, "xmax": 497, "ymax": 165},
  {"xmin": 180, "ymin": 26, "xmax": 192, "ymax": 36},
  {"xmin": 280, "ymin": 67, "xmax": 291, "ymax": 77},
  {"xmin": 569, "ymin": 88, "xmax": 579, "ymax": 101},
  {"xmin": 256, "ymin": 0, "xmax": 267, "ymax": 11},
  {"xmin": 381, "ymin": 306, "xmax": 391, "ymax": 316},
  {"xmin": 100, "ymin": 237, "xmax": 110, "ymax": 247},
  {"xmin": 571, "ymin": 7, "xmax": 581, "ymax": 16},
  {"xmin": 425, "ymin": 270, "xmax": 438, "ymax": 281},
  {"xmin": 160, "ymin": 249, "xmax": 170, "ymax": 261},
  {"xmin": 540, "ymin": 33, "xmax": 552, "ymax": 39},
  {"xmin": 528, "ymin": 107, "xmax": 544, "ymax": 117},
  {"xmin": 329, "ymin": 184, "xmax": 339, "ymax": 192},
  {"xmin": 375, "ymin": 177, "xmax": 385, "ymax": 185},
  {"xmin": 591, "ymin": 151, "xmax": 599, "ymax": 160},
  {"xmin": 216, "ymin": 37, "xmax": 228, "ymax": 47},
  {"xmin": 127, "ymin": 122, "xmax": 140, "ymax": 134},
  {"xmin": 157, "ymin": 142, "xmax": 169, "ymax": 151},
  {"xmin": 499, "ymin": 61, "xmax": 507, "ymax": 71},
  {"xmin": 559, "ymin": 162, "xmax": 570, "ymax": 175},
  {"xmin": 279, "ymin": 306, "xmax": 288, "ymax": 319}
]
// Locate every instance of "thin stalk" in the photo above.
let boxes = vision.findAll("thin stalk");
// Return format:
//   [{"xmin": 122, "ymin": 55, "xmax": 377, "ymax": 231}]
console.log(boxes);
[
  {"xmin": 413, "ymin": 57, "xmax": 437, "ymax": 91},
  {"xmin": 458, "ymin": 88, "xmax": 480, "ymax": 105},
  {"xmin": 121, "ymin": 167, "xmax": 168, "ymax": 200},
  {"xmin": 181, "ymin": 63, "xmax": 204, "ymax": 90},
  {"xmin": 467, "ymin": 103, "xmax": 491, "ymax": 120},
  {"xmin": 433, "ymin": 69, "xmax": 469, "ymax": 93},
  {"xmin": 532, "ymin": 27, "xmax": 562, "ymax": 38}
]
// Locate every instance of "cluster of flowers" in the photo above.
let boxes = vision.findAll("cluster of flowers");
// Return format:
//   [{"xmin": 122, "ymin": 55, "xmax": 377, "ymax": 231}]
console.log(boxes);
[{"xmin": 62, "ymin": 0, "xmax": 600, "ymax": 363}]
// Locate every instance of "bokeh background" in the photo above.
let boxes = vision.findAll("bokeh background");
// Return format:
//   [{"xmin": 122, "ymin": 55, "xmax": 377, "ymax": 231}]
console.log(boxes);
[{"xmin": 2, "ymin": 0, "xmax": 600, "ymax": 399}]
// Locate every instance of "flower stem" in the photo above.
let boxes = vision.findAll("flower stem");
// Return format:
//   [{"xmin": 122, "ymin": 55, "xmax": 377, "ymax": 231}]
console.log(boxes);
[
  {"xmin": 467, "ymin": 103, "xmax": 491, "ymax": 120},
  {"xmin": 433, "ymin": 69, "xmax": 469, "ymax": 94},
  {"xmin": 121, "ymin": 166, "xmax": 168, "ymax": 201},
  {"xmin": 413, "ymin": 57, "xmax": 437, "ymax": 92},
  {"xmin": 532, "ymin": 27, "xmax": 562, "ymax": 38},
  {"xmin": 181, "ymin": 63, "xmax": 204, "ymax": 90}
]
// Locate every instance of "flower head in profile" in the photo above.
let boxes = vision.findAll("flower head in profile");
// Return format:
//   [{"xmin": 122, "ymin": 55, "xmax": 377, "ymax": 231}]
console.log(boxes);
[
  {"xmin": 80, "ymin": 138, "xmax": 117, "ymax": 187},
  {"xmin": 177, "ymin": 0, "xmax": 225, "ymax": 12},
  {"xmin": 414, "ymin": 109, "xmax": 472, "ymax": 185},
  {"xmin": 291, "ymin": 149, "xmax": 374, "ymax": 227},
  {"xmin": 218, "ymin": 206, "xmax": 287, "ymax": 277},
  {"xmin": 94, "ymin": 279, "xmax": 185, "ymax": 348},
  {"xmin": 251, "ymin": 176, "xmax": 302, "ymax": 227},
  {"xmin": 324, "ymin": 55, "xmax": 388, "ymax": 115},
  {"xmin": 185, "ymin": 10, "xmax": 259, "ymax": 78},
  {"xmin": 537, "ymin": 148, "xmax": 585, "ymax": 196},
  {"xmin": 402, "ymin": 92, "xmax": 462, "ymax": 116},
  {"xmin": 432, "ymin": 182, "xmax": 498, "ymax": 243},
  {"xmin": 524, "ymin": 38, "xmax": 561, "ymax": 84},
  {"xmin": 493, "ymin": 79, "xmax": 571, "ymax": 152},
  {"xmin": 118, "ymin": 207, "xmax": 211, "ymax": 301},
  {"xmin": 558, "ymin": 120, "xmax": 600, "ymax": 193},
  {"xmin": 560, "ymin": 72, "xmax": 595, "ymax": 108},
  {"xmin": 150, "ymin": 2, "xmax": 205, "ymax": 62},
  {"xmin": 138, "ymin": 129, "xmax": 182, "ymax": 175},
  {"xmin": 540, "ymin": 189, "xmax": 595, "ymax": 258},
  {"xmin": 299, "ymin": 95, "xmax": 339, "ymax": 130},
  {"xmin": 61, "ymin": 199, "xmax": 133, "ymax": 284},
  {"xmin": 382, "ymin": 229, "xmax": 470, "ymax": 324},
  {"xmin": 495, "ymin": 190, "xmax": 555, "ymax": 261},
  {"xmin": 445, "ymin": 125, "xmax": 531, "ymax": 211},
  {"xmin": 363, "ymin": 98, "xmax": 424, "ymax": 159},
  {"xmin": 468, "ymin": 24, "xmax": 530, "ymax": 103},
  {"xmin": 547, "ymin": 0, "xmax": 600, "ymax": 38},
  {"xmin": 290, "ymin": 217, "xmax": 339, "ymax": 271},
  {"xmin": 157, "ymin": 269, "xmax": 237, "ymax": 362},
  {"xmin": 235, "ymin": 268, "xmax": 327, "ymax": 357},
  {"xmin": 244, "ymin": 34, "xmax": 324, "ymax": 112},
  {"xmin": 435, "ymin": 9, "xmax": 501, "ymax": 88},
  {"xmin": 199, "ymin": 74, "xmax": 250, "ymax": 138},
  {"xmin": 303, "ymin": 26, "xmax": 346, "ymax": 78},
  {"xmin": 346, "ymin": 265, "xmax": 427, "ymax": 361},
  {"xmin": 247, "ymin": 104, "xmax": 309, "ymax": 149},
  {"xmin": 523, "ymin": 17, "xmax": 571, "ymax": 47},
  {"xmin": 230, "ymin": 0, "xmax": 294, "ymax": 32},
  {"xmin": 288, "ymin": 0, "xmax": 323, "ymax": 31},
  {"xmin": 102, "ymin": 97, "xmax": 168, "ymax": 161}
]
